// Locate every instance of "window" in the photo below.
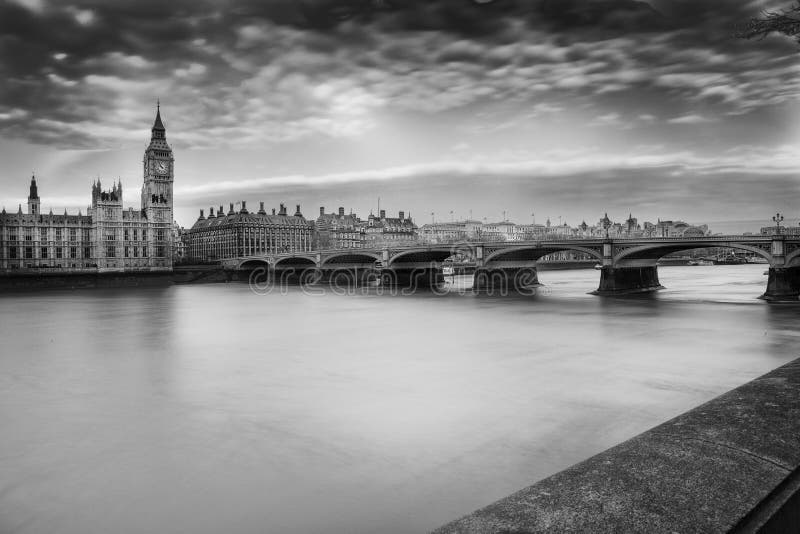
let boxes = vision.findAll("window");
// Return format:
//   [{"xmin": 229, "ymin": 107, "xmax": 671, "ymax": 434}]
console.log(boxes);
[
  {"xmin": 133, "ymin": 229, "xmax": 138, "ymax": 241},
  {"xmin": 56, "ymin": 248, "xmax": 62, "ymax": 259},
  {"xmin": 7, "ymin": 228, "xmax": 16, "ymax": 241},
  {"xmin": 70, "ymin": 229, "xmax": 76, "ymax": 241},
  {"xmin": 40, "ymin": 228, "xmax": 47, "ymax": 241},
  {"xmin": 124, "ymin": 229, "xmax": 129, "ymax": 240},
  {"xmin": 105, "ymin": 230, "xmax": 115, "ymax": 241},
  {"xmin": 41, "ymin": 247, "xmax": 48, "ymax": 259},
  {"xmin": 106, "ymin": 246, "xmax": 115, "ymax": 258},
  {"xmin": 156, "ymin": 246, "xmax": 165, "ymax": 258},
  {"xmin": 25, "ymin": 247, "xmax": 33, "ymax": 259},
  {"xmin": 157, "ymin": 229, "xmax": 165, "ymax": 241},
  {"xmin": 142, "ymin": 229, "xmax": 147, "ymax": 240},
  {"xmin": 83, "ymin": 247, "xmax": 91, "ymax": 259},
  {"xmin": 83, "ymin": 229, "xmax": 90, "ymax": 241},
  {"xmin": 124, "ymin": 246, "xmax": 129, "ymax": 258},
  {"xmin": 70, "ymin": 247, "xmax": 77, "ymax": 259},
  {"xmin": 9, "ymin": 247, "xmax": 17, "ymax": 259},
  {"xmin": 25, "ymin": 228, "xmax": 33, "ymax": 241},
  {"xmin": 55, "ymin": 228, "xmax": 62, "ymax": 241},
  {"xmin": 133, "ymin": 247, "xmax": 138, "ymax": 258}
]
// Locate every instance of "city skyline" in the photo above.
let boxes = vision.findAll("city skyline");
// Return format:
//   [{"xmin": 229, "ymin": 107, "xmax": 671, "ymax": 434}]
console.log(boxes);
[{"xmin": 1, "ymin": 0, "xmax": 799, "ymax": 228}]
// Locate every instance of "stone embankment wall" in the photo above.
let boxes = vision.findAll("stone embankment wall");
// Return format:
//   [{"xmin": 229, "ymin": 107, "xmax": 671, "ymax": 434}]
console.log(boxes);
[{"xmin": 434, "ymin": 358, "xmax": 800, "ymax": 534}]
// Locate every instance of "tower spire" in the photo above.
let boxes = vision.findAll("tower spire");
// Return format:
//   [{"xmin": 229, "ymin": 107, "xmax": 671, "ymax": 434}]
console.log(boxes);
[
  {"xmin": 148, "ymin": 101, "xmax": 169, "ymax": 148},
  {"xmin": 152, "ymin": 103, "xmax": 165, "ymax": 132}
]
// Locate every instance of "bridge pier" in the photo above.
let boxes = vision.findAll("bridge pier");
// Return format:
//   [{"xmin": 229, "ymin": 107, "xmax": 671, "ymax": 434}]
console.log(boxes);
[
  {"xmin": 473, "ymin": 266, "xmax": 540, "ymax": 295},
  {"xmin": 593, "ymin": 265, "xmax": 664, "ymax": 296},
  {"xmin": 381, "ymin": 267, "xmax": 444, "ymax": 291},
  {"xmin": 761, "ymin": 267, "xmax": 800, "ymax": 302}
]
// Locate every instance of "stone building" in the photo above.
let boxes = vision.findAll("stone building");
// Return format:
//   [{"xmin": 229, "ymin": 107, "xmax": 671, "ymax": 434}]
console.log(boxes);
[
  {"xmin": 184, "ymin": 201, "xmax": 314, "ymax": 261},
  {"xmin": 361, "ymin": 210, "xmax": 418, "ymax": 247},
  {"xmin": 0, "ymin": 106, "xmax": 174, "ymax": 273},
  {"xmin": 316, "ymin": 207, "xmax": 364, "ymax": 249}
]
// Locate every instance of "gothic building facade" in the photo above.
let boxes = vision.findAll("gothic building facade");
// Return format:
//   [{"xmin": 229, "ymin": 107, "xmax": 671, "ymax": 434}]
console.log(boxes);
[{"xmin": 0, "ymin": 107, "xmax": 175, "ymax": 273}]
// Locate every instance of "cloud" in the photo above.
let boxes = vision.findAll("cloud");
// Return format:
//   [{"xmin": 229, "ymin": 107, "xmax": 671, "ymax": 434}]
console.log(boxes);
[
  {"xmin": 0, "ymin": 0, "xmax": 796, "ymax": 150},
  {"xmin": 175, "ymin": 143, "xmax": 800, "ymax": 199},
  {"xmin": 1, "ymin": 0, "xmax": 799, "ymax": 229},
  {"xmin": 667, "ymin": 114, "xmax": 715, "ymax": 124}
]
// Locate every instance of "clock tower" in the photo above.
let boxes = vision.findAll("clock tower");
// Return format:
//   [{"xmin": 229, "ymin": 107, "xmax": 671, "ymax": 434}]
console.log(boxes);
[{"xmin": 141, "ymin": 103, "xmax": 174, "ymax": 267}]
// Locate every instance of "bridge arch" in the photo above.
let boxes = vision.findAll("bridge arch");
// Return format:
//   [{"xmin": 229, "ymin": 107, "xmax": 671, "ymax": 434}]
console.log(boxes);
[
  {"xmin": 614, "ymin": 242, "xmax": 772, "ymax": 264},
  {"xmin": 785, "ymin": 248, "xmax": 800, "ymax": 267},
  {"xmin": 321, "ymin": 252, "xmax": 381, "ymax": 266},
  {"xmin": 388, "ymin": 247, "xmax": 463, "ymax": 266},
  {"xmin": 274, "ymin": 255, "xmax": 317, "ymax": 269},
  {"xmin": 238, "ymin": 259, "xmax": 270, "ymax": 270},
  {"xmin": 484, "ymin": 245, "xmax": 603, "ymax": 264}
]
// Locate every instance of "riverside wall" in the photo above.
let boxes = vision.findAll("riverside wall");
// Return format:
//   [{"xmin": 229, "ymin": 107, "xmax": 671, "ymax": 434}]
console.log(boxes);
[
  {"xmin": 0, "ymin": 266, "xmax": 231, "ymax": 291},
  {"xmin": 433, "ymin": 358, "xmax": 800, "ymax": 534}
]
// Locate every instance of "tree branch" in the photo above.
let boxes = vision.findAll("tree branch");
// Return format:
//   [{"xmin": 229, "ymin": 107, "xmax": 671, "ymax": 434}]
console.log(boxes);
[{"xmin": 736, "ymin": 2, "xmax": 800, "ymax": 42}]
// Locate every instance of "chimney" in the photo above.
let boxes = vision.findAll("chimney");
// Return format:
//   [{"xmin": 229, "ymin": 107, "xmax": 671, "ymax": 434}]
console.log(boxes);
[
  {"xmin": 259, "ymin": 201, "xmax": 266, "ymax": 215},
  {"xmin": 380, "ymin": 209, "xmax": 386, "ymax": 219},
  {"xmin": 272, "ymin": 208, "xmax": 276, "ymax": 215},
  {"xmin": 240, "ymin": 201, "xmax": 248, "ymax": 214},
  {"xmin": 228, "ymin": 203, "xmax": 234, "ymax": 215},
  {"xmin": 320, "ymin": 206, "xmax": 325, "ymax": 216},
  {"xmin": 199, "ymin": 209, "xmax": 205, "ymax": 220},
  {"xmin": 209, "ymin": 207, "xmax": 214, "ymax": 217},
  {"xmin": 338, "ymin": 207, "xmax": 345, "ymax": 217},
  {"xmin": 279, "ymin": 203, "xmax": 286, "ymax": 216},
  {"xmin": 399, "ymin": 211, "xmax": 404, "ymax": 220},
  {"xmin": 295, "ymin": 204, "xmax": 302, "ymax": 217},
  {"xmin": 218, "ymin": 205, "xmax": 224, "ymax": 217}
]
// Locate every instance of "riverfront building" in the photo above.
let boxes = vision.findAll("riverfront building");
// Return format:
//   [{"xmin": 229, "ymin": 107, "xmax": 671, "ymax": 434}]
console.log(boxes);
[
  {"xmin": 362, "ymin": 210, "xmax": 418, "ymax": 247},
  {"xmin": 184, "ymin": 202, "xmax": 314, "ymax": 261},
  {"xmin": 316, "ymin": 207, "xmax": 363, "ymax": 249},
  {"xmin": 314, "ymin": 207, "xmax": 417, "ymax": 249},
  {"xmin": 0, "ymin": 107, "xmax": 174, "ymax": 273}
]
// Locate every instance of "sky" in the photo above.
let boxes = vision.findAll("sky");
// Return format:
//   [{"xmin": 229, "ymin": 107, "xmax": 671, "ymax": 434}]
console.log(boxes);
[{"xmin": 1, "ymin": 0, "xmax": 799, "ymax": 230}]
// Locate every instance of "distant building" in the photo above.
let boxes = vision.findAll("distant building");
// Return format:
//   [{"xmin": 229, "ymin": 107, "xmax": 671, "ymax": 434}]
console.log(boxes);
[
  {"xmin": 361, "ymin": 210, "xmax": 417, "ymax": 247},
  {"xmin": 652, "ymin": 220, "xmax": 709, "ymax": 237},
  {"xmin": 419, "ymin": 221, "xmax": 471, "ymax": 243},
  {"xmin": 316, "ymin": 207, "xmax": 364, "ymax": 249},
  {"xmin": 760, "ymin": 226, "xmax": 800, "ymax": 236},
  {"xmin": 517, "ymin": 224, "xmax": 549, "ymax": 239},
  {"xmin": 481, "ymin": 221, "xmax": 523, "ymax": 241},
  {"xmin": 173, "ymin": 222, "xmax": 186, "ymax": 263},
  {"xmin": 184, "ymin": 202, "xmax": 314, "ymax": 261},
  {"xmin": 0, "ymin": 106, "xmax": 174, "ymax": 273}
]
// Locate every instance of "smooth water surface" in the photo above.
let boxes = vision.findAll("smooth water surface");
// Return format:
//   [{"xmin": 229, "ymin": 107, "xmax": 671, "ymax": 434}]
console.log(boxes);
[{"xmin": 0, "ymin": 265, "xmax": 797, "ymax": 533}]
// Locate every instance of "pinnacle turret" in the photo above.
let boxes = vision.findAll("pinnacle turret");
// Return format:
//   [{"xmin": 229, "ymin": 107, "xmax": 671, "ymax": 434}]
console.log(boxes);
[{"xmin": 28, "ymin": 175, "xmax": 39, "ymax": 200}]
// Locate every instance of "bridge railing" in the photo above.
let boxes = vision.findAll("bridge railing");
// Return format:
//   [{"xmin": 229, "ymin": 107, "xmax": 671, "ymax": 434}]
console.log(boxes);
[{"xmin": 253, "ymin": 235, "xmax": 778, "ymax": 259}]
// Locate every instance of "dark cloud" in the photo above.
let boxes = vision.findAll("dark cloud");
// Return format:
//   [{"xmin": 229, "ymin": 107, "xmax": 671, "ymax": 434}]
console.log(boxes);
[{"xmin": 0, "ymin": 0, "xmax": 797, "ymax": 150}]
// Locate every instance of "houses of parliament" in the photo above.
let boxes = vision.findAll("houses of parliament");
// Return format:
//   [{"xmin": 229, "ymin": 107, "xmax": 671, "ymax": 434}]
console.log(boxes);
[{"xmin": 0, "ymin": 106, "xmax": 175, "ymax": 273}]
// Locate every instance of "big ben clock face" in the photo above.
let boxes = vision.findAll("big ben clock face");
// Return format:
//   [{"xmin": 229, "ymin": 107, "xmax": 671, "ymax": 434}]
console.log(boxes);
[{"xmin": 156, "ymin": 161, "xmax": 167, "ymax": 175}]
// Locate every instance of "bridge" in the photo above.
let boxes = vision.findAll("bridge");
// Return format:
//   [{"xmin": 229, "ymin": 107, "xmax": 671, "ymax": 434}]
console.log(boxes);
[{"xmin": 221, "ymin": 235, "xmax": 800, "ymax": 301}]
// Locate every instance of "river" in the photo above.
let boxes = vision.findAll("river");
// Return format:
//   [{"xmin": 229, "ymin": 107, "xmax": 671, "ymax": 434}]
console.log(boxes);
[{"xmin": 0, "ymin": 264, "xmax": 797, "ymax": 534}]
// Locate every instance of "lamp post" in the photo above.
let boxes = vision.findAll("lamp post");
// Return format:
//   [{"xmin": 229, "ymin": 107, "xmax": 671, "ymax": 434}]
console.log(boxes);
[
  {"xmin": 773, "ymin": 213, "xmax": 784, "ymax": 235},
  {"xmin": 601, "ymin": 213, "xmax": 612, "ymax": 239}
]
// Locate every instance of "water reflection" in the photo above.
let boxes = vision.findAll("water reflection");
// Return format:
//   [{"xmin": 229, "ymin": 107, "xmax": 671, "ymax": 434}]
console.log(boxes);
[{"xmin": 0, "ymin": 264, "xmax": 795, "ymax": 534}]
